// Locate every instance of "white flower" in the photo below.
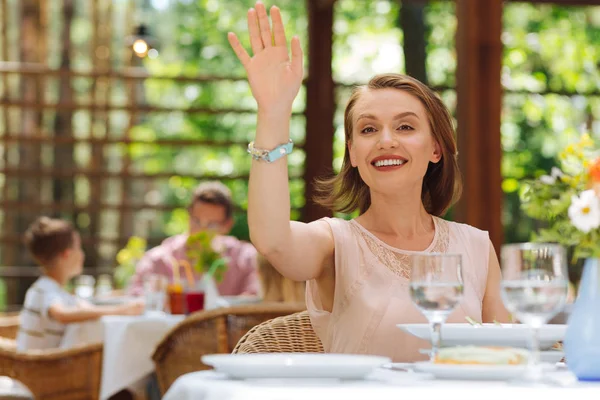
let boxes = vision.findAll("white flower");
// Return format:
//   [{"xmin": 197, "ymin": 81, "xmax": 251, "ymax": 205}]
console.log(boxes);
[
  {"xmin": 539, "ymin": 175, "xmax": 556, "ymax": 184},
  {"xmin": 568, "ymin": 189, "xmax": 600, "ymax": 233},
  {"xmin": 539, "ymin": 167, "xmax": 564, "ymax": 185}
]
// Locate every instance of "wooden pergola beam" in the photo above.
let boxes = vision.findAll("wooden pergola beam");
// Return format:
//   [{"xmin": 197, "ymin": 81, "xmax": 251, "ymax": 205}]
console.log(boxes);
[
  {"xmin": 0, "ymin": 167, "xmax": 301, "ymax": 180},
  {"xmin": 455, "ymin": 0, "xmax": 504, "ymax": 252},
  {"xmin": 302, "ymin": 0, "xmax": 336, "ymax": 222},
  {"xmin": 509, "ymin": 0, "xmax": 600, "ymax": 4},
  {"xmin": 401, "ymin": 0, "xmax": 600, "ymax": 4}
]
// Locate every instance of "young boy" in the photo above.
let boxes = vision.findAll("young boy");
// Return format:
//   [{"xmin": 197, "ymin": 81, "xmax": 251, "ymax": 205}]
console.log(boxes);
[{"xmin": 17, "ymin": 216, "xmax": 144, "ymax": 351}]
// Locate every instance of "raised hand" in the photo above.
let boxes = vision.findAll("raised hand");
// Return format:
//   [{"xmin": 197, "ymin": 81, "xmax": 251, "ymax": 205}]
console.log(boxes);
[{"xmin": 227, "ymin": 2, "xmax": 303, "ymax": 113}]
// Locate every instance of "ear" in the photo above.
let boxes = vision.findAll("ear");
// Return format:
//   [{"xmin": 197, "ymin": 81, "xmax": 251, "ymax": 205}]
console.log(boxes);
[
  {"xmin": 59, "ymin": 248, "xmax": 71, "ymax": 259},
  {"xmin": 348, "ymin": 140, "xmax": 358, "ymax": 167},
  {"xmin": 221, "ymin": 217, "xmax": 234, "ymax": 234},
  {"xmin": 431, "ymin": 140, "xmax": 442, "ymax": 164}
]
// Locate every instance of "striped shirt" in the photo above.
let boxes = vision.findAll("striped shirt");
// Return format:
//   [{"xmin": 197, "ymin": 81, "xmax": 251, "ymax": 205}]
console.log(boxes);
[{"xmin": 16, "ymin": 276, "xmax": 78, "ymax": 351}]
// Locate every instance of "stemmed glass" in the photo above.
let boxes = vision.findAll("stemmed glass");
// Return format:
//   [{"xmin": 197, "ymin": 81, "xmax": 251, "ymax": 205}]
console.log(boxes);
[
  {"xmin": 75, "ymin": 275, "xmax": 96, "ymax": 300},
  {"xmin": 410, "ymin": 253, "xmax": 464, "ymax": 361},
  {"xmin": 500, "ymin": 243, "xmax": 569, "ymax": 381},
  {"xmin": 143, "ymin": 274, "xmax": 169, "ymax": 312}
]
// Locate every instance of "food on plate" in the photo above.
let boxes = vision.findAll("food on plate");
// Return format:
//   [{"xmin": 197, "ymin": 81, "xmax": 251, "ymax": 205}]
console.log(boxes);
[
  {"xmin": 434, "ymin": 346, "xmax": 529, "ymax": 365},
  {"xmin": 552, "ymin": 341, "xmax": 563, "ymax": 351}
]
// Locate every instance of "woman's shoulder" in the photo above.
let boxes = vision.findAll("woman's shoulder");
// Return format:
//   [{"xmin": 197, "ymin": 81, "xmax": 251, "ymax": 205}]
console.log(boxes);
[
  {"xmin": 315, "ymin": 216, "xmax": 355, "ymax": 232},
  {"xmin": 314, "ymin": 217, "xmax": 361, "ymax": 246},
  {"xmin": 441, "ymin": 218, "xmax": 490, "ymax": 246}
]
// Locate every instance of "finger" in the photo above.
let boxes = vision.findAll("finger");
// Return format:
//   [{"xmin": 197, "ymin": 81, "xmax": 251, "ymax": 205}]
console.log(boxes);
[
  {"xmin": 270, "ymin": 6, "xmax": 287, "ymax": 48},
  {"xmin": 247, "ymin": 8, "xmax": 263, "ymax": 55},
  {"xmin": 255, "ymin": 1, "xmax": 273, "ymax": 48},
  {"xmin": 291, "ymin": 36, "xmax": 304, "ymax": 77},
  {"xmin": 227, "ymin": 32, "xmax": 251, "ymax": 68}
]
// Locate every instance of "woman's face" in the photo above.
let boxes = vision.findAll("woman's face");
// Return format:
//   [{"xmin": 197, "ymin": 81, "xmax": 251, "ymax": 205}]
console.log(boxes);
[{"xmin": 348, "ymin": 88, "xmax": 441, "ymax": 196}]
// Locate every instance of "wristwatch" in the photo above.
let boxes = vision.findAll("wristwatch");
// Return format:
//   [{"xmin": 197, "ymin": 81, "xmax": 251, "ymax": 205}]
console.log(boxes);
[{"xmin": 247, "ymin": 139, "xmax": 294, "ymax": 163}]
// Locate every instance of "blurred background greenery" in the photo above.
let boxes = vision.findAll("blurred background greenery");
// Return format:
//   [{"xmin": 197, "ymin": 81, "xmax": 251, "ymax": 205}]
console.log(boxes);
[{"xmin": 132, "ymin": 0, "xmax": 600, "ymax": 244}]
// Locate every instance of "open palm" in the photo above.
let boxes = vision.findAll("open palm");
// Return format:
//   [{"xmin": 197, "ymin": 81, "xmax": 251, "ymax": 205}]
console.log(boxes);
[{"xmin": 228, "ymin": 2, "xmax": 303, "ymax": 112}]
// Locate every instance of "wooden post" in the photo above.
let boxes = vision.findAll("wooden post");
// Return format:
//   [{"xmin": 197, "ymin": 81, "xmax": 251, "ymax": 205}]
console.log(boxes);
[
  {"xmin": 302, "ymin": 0, "xmax": 336, "ymax": 222},
  {"xmin": 455, "ymin": 0, "xmax": 504, "ymax": 252},
  {"xmin": 15, "ymin": 0, "xmax": 43, "ymax": 302},
  {"xmin": 52, "ymin": 0, "xmax": 75, "ymax": 217},
  {"xmin": 398, "ymin": 0, "xmax": 428, "ymax": 84},
  {"xmin": 0, "ymin": 0, "xmax": 15, "ymax": 271}
]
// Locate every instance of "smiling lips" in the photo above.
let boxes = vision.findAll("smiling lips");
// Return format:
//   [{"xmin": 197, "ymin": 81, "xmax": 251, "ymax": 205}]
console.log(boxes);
[{"xmin": 371, "ymin": 156, "xmax": 408, "ymax": 171}]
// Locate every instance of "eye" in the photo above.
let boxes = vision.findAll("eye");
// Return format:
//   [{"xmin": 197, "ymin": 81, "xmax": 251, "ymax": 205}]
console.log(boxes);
[
  {"xmin": 397, "ymin": 124, "xmax": 414, "ymax": 131},
  {"xmin": 360, "ymin": 126, "xmax": 376, "ymax": 134}
]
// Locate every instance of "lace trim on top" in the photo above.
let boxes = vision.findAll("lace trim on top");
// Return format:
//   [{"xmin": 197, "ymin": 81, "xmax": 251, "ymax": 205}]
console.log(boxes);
[{"xmin": 349, "ymin": 217, "xmax": 450, "ymax": 280}]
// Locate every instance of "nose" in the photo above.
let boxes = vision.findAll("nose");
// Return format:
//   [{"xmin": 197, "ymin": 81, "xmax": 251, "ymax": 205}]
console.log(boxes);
[{"xmin": 377, "ymin": 127, "xmax": 398, "ymax": 150}]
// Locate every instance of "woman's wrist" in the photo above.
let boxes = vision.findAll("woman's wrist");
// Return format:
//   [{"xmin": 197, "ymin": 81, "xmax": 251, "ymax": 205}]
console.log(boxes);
[{"xmin": 254, "ymin": 108, "xmax": 292, "ymax": 148}]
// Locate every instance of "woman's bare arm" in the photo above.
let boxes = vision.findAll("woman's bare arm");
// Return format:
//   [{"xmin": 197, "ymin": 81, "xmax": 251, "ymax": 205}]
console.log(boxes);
[
  {"xmin": 482, "ymin": 241, "xmax": 512, "ymax": 323},
  {"xmin": 228, "ymin": 3, "xmax": 334, "ymax": 281}
]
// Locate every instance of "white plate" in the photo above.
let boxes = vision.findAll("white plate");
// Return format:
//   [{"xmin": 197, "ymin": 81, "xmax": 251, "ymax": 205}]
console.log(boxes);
[
  {"xmin": 398, "ymin": 323, "xmax": 566, "ymax": 350},
  {"xmin": 201, "ymin": 353, "xmax": 391, "ymax": 380},
  {"xmin": 541, "ymin": 351, "xmax": 564, "ymax": 364},
  {"xmin": 91, "ymin": 296, "xmax": 131, "ymax": 306},
  {"xmin": 220, "ymin": 295, "xmax": 262, "ymax": 306},
  {"xmin": 413, "ymin": 362, "xmax": 556, "ymax": 380}
]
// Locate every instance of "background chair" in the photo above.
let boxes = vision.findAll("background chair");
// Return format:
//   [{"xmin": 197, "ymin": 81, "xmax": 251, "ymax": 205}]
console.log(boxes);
[
  {"xmin": 0, "ymin": 341, "xmax": 103, "ymax": 400},
  {"xmin": 152, "ymin": 303, "xmax": 305, "ymax": 394},
  {"xmin": 0, "ymin": 314, "xmax": 20, "ymax": 341},
  {"xmin": 233, "ymin": 310, "xmax": 323, "ymax": 354}
]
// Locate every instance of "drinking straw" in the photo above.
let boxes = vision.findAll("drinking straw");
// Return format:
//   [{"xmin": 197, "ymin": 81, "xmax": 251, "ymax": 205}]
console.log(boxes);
[
  {"xmin": 169, "ymin": 256, "xmax": 180, "ymax": 285},
  {"xmin": 178, "ymin": 259, "xmax": 195, "ymax": 288}
]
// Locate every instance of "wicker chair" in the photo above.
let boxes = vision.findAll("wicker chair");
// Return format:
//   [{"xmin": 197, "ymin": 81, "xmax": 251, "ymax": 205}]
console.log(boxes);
[
  {"xmin": 233, "ymin": 310, "xmax": 324, "ymax": 354},
  {"xmin": 0, "ymin": 314, "xmax": 20, "ymax": 340},
  {"xmin": 0, "ymin": 338, "xmax": 103, "ymax": 400},
  {"xmin": 152, "ymin": 302, "xmax": 305, "ymax": 394}
]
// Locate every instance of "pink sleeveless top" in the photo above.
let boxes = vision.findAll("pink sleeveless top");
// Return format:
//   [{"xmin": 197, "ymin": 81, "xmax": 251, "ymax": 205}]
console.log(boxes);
[{"xmin": 306, "ymin": 216, "xmax": 490, "ymax": 362}]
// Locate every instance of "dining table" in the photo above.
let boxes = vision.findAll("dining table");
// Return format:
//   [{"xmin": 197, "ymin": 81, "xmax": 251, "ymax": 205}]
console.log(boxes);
[
  {"xmin": 61, "ymin": 311, "xmax": 185, "ymax": 400},
  {"xmin": 162, "ymin": 367, "xmax": 600, "ymax": 400}
]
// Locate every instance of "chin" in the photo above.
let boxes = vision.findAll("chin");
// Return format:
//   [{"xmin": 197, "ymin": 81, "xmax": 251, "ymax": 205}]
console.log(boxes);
[{"xmin": 369, "ymin": 179, "xmax": 418, "ymax": 197}]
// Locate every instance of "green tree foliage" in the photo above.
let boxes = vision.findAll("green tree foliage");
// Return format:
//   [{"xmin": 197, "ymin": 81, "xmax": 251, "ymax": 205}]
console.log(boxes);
[
  {"xmin": 128, "ymin": 0, "xmax": 309, "ymax": 240},
  {"xmin": 135, "ymin": 0, "xmax": 600, "ymax": 245},
  {"xmin": 501, "ymin": 4, "xmax": 600, "ymax": 243}
]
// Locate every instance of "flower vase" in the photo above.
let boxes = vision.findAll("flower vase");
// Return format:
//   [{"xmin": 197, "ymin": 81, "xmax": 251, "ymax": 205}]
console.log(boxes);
[{"xmin": 563, "ymin": 258, "xmax": 600, "ymax": 381}]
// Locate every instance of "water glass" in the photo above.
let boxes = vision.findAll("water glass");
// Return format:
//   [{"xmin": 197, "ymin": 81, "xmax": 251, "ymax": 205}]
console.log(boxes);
[
  {"xmin": 143, "ymin": 274, "xmax": 168, "ymax": 312},
  {"xmin": 501, "ymin": 243, "xmax": 569, "ymax": 381},
  {"xmin": 75, "ymin": 275, "xmax": 96, "ymax": 300},
  {"xmin": 95, "ymin": 274, "xmax": 113, "ymax": 298},
  {"xmin": 410, "ymin": 253, "xmax": 464, "ymax": 361}
]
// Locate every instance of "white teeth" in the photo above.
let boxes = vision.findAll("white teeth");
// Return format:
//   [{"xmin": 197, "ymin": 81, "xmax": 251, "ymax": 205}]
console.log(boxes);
[{"xmin": 374, "ymin": 159, "xmax": 406, "ymax": 167}]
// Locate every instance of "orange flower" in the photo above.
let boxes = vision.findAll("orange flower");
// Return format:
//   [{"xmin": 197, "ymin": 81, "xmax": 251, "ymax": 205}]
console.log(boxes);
[{"xmin": 590, "ymin": 158, "xmax": 600, "ymax": 183}]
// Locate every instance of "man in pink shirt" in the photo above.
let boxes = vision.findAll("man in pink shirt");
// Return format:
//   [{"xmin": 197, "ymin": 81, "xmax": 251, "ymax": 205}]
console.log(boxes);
[{"xmin": 127, "ymin": 181, "xmax": 260, "ymax": 296}]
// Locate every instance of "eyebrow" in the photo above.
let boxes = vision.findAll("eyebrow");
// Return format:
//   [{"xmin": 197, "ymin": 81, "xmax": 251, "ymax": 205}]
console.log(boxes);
[{"xmin": 356, "ymin": 111, "xmax": 419, "ymax": 122}]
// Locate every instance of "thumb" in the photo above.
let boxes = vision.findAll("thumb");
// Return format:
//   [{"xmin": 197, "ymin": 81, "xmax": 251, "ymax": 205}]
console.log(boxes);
[{"xmin": 290, "ymin": 36, "xmax": 303, "ymax": 77}]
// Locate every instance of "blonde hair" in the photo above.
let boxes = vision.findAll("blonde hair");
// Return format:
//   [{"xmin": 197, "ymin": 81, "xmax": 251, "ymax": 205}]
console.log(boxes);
[
  {"xmin": 257, "ymin": 254, "xmax": 305, "ymax": 303},
  {"xmin": 314, "ymin": 73, "xmax": 462, "ymax": 216}
]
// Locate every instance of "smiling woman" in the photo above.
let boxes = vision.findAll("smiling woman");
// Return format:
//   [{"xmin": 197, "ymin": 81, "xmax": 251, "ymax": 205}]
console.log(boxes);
[
  {"xmin": 314, "ymin": 74, "xmax": 461, "ymax": 216},
  {"xmin": 228, "ymin": 1, "xmax": 510, "ymax": 362}
]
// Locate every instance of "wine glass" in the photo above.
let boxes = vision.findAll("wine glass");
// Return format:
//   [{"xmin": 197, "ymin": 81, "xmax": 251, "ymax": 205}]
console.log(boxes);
[
  {"xmin": 500, "ymin": 243, "xmax": 569, "ymax": 381},
  {"xmin": 143, "ymin": 274, "xmax": 168, "ymax": 312},
  {"xmin": 410, "ymin": 253, "xmax": 464, "ymax": 362},
  {"xmin": 74, "ymin": 275, "xmax": 96, "ymax": 300}
]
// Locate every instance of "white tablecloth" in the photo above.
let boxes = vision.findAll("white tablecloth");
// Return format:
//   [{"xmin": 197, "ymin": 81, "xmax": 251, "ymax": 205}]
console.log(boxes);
[
  {"xmin": 163, "ymin": 369, "xmax": 600, "ymax": 400},
  {"xmin": 61, "ymin": 312, "xmax": 184, "ymax": 399}
]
